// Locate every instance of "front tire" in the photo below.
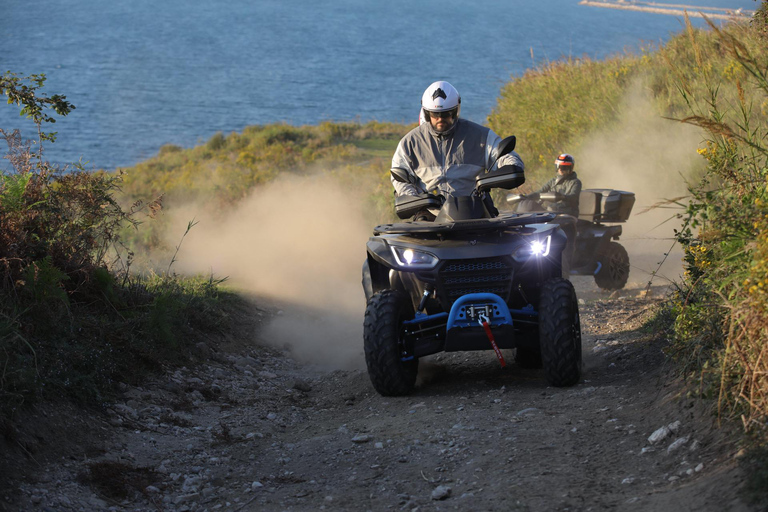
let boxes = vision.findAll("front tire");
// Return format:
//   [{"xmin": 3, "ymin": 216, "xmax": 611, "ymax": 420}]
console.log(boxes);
[
  {"xmin": 539, "ymin": 278, "xmax": 582, "ymax": 387},
  {"xmin": 363, "ymin": 290, "xmax": 419, "ymax": 396},
  {"xmin": 594, "ymin": 241, "xmax": 629, "ymax": 290}
]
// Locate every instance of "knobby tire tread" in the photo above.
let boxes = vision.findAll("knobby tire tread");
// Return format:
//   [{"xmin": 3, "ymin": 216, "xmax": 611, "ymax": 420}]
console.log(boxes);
[
  {"xmin": 595, "ymin": 241, "xmax": 630, "ymax": 290},
  {"xmin": 364, "ymin": 290, "xmax": 418, "ymax": 396},
  {"xmin": 539, "ymin": 278, "xmax": 582, "ymax": 387}
]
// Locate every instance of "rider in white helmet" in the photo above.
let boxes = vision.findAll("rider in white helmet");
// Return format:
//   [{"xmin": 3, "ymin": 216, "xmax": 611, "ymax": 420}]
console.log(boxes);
[
  {"xmin": 420, "ymin": 80, "xmax": 462, "ymax": 134},
  {"xmin": 392, "ymin": 81, "xmax": 524, "ymax": 220}
]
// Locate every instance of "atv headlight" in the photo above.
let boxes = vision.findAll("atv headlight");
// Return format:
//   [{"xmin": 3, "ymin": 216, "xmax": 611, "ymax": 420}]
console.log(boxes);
[
  {"xmin": 513, "ymin": 235, "xmax": 552, "ymax": 261},
  {"xmin": 390, "ymin": 246, "xmax": 439, "ymax": 269},
  {"xmin": 530, "ymin": 237, "xmax": 551, "ymax": 257}
]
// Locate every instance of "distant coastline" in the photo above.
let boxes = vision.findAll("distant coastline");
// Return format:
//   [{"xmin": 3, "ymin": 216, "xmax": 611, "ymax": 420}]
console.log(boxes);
[{"xmin": 579, "ymin": 0, "xmax": 755, "ymax": 20}]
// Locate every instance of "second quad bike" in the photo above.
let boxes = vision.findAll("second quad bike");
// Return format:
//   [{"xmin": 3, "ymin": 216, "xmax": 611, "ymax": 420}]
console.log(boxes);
[
  {"xmin": 362, "ymin": 137, "xmax": 582, "ymax": 396},
  {"xmin": 507, "ymin": 188, "xmax": 636, "ymax": 290}
]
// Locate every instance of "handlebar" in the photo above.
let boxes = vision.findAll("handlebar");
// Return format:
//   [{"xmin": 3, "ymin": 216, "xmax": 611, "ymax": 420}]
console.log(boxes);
[
  {"xmin": 539, "ymin": 192, "xmax": 562, "ymax": 202},
  {"xmin": 506, "ymin": 191, "xmax": 563, "ymax": 204}
]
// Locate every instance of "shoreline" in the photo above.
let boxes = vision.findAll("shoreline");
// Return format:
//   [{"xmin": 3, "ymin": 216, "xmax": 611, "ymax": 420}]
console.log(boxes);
[{"xmin": 579, "ymin": 0, "xmax": 754, "ymax": 20}]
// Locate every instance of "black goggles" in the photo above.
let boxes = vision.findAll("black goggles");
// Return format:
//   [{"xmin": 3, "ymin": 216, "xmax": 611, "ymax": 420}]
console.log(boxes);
[{"xmin": 425, "ymin": 108, "xmax": 457, "ymax": 120}]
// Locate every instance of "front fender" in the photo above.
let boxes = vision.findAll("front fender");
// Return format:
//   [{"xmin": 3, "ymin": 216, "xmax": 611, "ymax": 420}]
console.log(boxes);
[{"xmin": 362, "ymin": 254, "xmax": 392, "ymax": 301}]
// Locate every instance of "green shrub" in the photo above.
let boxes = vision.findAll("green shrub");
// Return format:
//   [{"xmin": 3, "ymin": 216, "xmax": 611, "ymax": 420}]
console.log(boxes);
[
  {"xmin": 158, "ymin": 144, "xmax": 183, "ymax": 155},
  {"xmin": 0, "ymin": 73, "xmax": 241, "ymax": 416},
  {"xmin": 205, "ymin": 132, "xmax": 225, "ymax": 152},
  {"xmin": 662, "ymin": 15, "xmax": 768, "ymax": 433}
]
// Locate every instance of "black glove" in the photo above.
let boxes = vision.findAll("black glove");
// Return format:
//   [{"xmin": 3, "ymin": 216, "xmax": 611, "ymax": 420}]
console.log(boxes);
[{"xmin": 528, "ymin": 192, "xmax": 540, "ymax": 201}]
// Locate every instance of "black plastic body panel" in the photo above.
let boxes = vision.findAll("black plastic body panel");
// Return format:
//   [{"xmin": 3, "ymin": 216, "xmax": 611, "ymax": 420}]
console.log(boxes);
[
  {"xmin": 476, "ymin": 165, "xmax": 525, "ymax": 192},
  {"xmin": 394, "ymin": 194, "xmax": 443, "ymax": 219},
  {"xmin": 570, "ymin": 220, "xmax": 623, "ymax": 273}
]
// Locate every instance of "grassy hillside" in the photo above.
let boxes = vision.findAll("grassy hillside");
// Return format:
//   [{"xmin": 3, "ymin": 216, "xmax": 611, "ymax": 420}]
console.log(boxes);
[
  {"xmin": 121, "ymin": 122, "xmax": 403, "ymax": 213},
  {"xmin": 488, "ymin": 15, "xmax": 767, "ymax": 182},
  {"xmin": 489, "ymin": 13, "xmax": 768, "ymax": 443}
]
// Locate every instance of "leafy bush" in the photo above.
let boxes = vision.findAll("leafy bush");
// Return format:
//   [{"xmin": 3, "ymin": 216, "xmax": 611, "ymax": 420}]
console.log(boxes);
[
  {"xmin": 662, "ymin": 15, "xmax": 768, "ymax": 434},
  {"xmin": 205, "ymin": 131, "xmax": 226, "ymax": 152},
  {"xmin": 0, "ymin": 73, "xmax": 241, "ymax": 416}
]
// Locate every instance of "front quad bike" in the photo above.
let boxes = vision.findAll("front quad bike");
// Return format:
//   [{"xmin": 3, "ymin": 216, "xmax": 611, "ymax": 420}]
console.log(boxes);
[
  {"xmin": 507, "ymin": 189, "xmax": 635, "ymax": 290},
  {"xmin": 362, "ymin": 137, "xmax": 582, "ymax": 396}
]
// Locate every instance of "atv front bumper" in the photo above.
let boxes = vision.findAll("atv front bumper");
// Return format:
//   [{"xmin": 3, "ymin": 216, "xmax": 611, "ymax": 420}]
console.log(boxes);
[{"xmin": 401, "ymin": 293, "xmax": 538, "ymax": 359}]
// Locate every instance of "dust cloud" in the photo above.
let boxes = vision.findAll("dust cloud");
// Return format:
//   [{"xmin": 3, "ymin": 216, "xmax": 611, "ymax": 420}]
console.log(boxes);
[
  {"xmin": 574, "ymin": 80, "xmax": 705, "ymax": 290},
  {"xmin": 160, "ymin": 86, "xmax": 703, "ymax": 368},
  {"xmin": 167, "ymin": 174, "xmax": 375, "ymax": 370}
]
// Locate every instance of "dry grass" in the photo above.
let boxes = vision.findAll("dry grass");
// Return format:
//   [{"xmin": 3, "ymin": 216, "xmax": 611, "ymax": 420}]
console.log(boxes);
[{"xmin": 665, "ymin": 13, "xmax": 768, "ymax": 437}]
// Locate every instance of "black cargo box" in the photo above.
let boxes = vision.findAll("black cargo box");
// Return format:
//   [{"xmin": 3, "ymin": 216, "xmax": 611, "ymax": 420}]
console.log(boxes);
[
  {"xmin": 578, "ymin": 189, "xmax": 635, "ymax": 223},
  {"xmin": 394, "ymin": 193, "xmax": 443, "ymax": 219}
]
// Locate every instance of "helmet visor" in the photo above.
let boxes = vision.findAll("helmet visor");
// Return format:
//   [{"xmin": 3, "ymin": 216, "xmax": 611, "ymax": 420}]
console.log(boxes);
[{"xmin": 424, "ymin": 107, "xmax": 458, "ymax": 120}]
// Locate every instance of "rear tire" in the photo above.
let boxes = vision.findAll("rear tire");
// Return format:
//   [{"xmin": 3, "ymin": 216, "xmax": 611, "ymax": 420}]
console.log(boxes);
[
  {"xmin": 594, "ymin": 241, "xmax": 629, "ymax": 290},
  {"xmin": 363, "ymin": 290, "xmax": 419, "ymax": 396},
  {"xmin": 539, "ymin": 278, "xmax": 582, "ymax": 387}
]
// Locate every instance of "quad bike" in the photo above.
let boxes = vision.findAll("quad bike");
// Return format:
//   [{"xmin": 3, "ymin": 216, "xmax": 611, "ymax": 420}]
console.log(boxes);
[
  {"xmin": 361, "ymin": 137, "xmax": 582, "ymax": 396},
  {"xmin": 506, "ymin": 188, "xmax": 635, "ymax": 290}
]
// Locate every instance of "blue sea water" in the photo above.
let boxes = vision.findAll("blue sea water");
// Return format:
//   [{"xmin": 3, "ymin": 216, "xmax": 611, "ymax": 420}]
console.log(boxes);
[{"xmin": 0, "ymin": 0, "xmax": 757, "ymax": 169}]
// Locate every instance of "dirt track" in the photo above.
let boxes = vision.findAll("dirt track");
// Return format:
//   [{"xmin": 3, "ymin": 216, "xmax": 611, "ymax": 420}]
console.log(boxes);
[{"xmin": 0, "ymin": 279, "xmax": 757, "ymax": 512}]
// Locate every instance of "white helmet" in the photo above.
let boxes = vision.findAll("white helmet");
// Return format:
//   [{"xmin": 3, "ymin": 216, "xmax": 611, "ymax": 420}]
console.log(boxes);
[{"xmin": 421, "ymin": 81, "xmax": 461, "ymax": 119}]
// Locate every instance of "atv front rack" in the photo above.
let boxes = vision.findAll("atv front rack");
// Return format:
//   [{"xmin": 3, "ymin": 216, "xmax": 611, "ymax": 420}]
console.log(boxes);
[{"xmin": 373, "ymin": 212, "xmax": 555, "ymax": 235}]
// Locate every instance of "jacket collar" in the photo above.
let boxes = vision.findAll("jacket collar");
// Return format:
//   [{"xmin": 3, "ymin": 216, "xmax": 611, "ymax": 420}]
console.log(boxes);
[
  {"xmin": 556, "ymin": 171, "xmax": 578, "ymax": 184},
  {"xmin": 427, "ymin": 117, "xmax": 460, "ymax": 139}
]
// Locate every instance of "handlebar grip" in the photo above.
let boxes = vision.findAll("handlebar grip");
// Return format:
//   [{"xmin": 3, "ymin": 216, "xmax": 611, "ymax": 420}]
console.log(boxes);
[{"xmin": 539, "ymin": 192, "xmax": 557, "ymax": 202}]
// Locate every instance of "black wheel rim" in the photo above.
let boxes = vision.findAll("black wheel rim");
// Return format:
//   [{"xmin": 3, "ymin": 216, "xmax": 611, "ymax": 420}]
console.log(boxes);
[{"xmin": 609, "ymin": 251, "xmax": 628, "ymax": 282}]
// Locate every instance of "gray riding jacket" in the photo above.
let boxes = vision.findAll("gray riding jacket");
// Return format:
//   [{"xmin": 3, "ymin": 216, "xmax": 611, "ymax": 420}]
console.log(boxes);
[
  {"xmin": 391, "ymin": 118, "xmax": 524, "ymax": 197},
  {"xmin": 537, "ymin": 172, "xmax": 582, "ymax": 217}
]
